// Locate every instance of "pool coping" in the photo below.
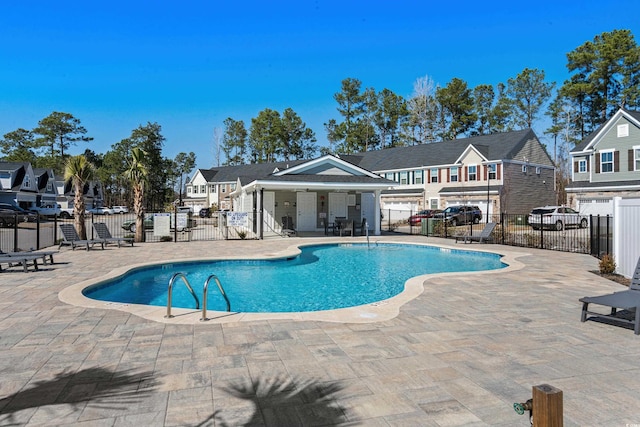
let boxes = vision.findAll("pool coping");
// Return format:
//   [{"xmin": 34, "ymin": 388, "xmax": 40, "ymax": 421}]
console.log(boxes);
[{"xmin": 58, "ymin": 240, "xmax": 527, "ymax": 324}]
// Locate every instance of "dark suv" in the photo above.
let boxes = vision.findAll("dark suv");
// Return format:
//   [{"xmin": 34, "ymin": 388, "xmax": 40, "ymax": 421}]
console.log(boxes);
[
  {"xmin": 434, "ymin": 205, "xmax": 482, "ymax": 226},
  {"xmin": 0, "ymin": 203, "xmax": 37, "ymax": 223}
]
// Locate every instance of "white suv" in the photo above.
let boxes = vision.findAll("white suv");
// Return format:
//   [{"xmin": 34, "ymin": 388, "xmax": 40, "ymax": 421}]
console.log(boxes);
[
  {"xmin": 111, "ymin": 206, "xmax": 129, "ymax": 214},
  {"xmin": 528, "ymin": 206, "xmax": 588, "ymax": 231}
]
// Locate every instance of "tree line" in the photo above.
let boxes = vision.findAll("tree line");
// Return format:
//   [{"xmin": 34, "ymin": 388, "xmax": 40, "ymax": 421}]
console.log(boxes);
[
  {"xmin": 219, "ymin": 29, "xmax": 639, "ymax": 165},
  {"xmin": 0, "ymin": 114, "xmax": 195, "ymax": 212},
  {"xmin": 2, "ymin": 29, "xmax": 639, "ymax": 206}
]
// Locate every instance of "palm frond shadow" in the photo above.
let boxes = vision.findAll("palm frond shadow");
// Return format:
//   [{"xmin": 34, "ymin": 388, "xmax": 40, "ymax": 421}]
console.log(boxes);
[
  {"xmin": 0, "ymin": 367, "xmax": 157, "ymax": 426},
  {"xmin": 215, "ymin": 376, "xmax": 350, "ymax": 426}
]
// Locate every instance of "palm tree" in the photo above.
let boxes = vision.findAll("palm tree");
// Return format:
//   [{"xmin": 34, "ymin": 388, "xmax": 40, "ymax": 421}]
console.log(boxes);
[
  {"xmin": 124, "ymin": 148, "xmax": 148, "ymax": 243},
  {"xmin": 64, "ymin": 155, "xmax": 95, "ymax": 239}
]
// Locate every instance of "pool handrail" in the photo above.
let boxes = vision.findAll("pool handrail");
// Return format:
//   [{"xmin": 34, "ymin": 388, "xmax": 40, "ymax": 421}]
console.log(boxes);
[
  {"xmin": 165, "ymin": 272, "xmax": 200, "ymax": 318},
  {"xmin": 201, "ymin": 274, "xmax": 231, "ymax": 321}
]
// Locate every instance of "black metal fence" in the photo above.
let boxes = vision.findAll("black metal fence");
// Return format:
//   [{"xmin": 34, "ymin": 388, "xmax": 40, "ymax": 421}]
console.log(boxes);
[
  {"xmin": 1, "ymin": 208, "xmax": 613, "ymax": 258},
  {"xmin": 0, "ymin": 210, "xmax": 259, "ymax": 252},
  {"xmin": 380, "ymin": 208, "xmax": 613, "ymax": 257}
]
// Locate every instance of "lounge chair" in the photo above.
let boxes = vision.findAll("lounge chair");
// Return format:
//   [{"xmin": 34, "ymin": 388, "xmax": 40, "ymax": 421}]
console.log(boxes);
[
  {"xmin": 59, "ymin": 224, "xmax": 105, "ymax": 251},
  {"xmin": 455, "ymin": 222, "xmax": 497, "ymax": 244},
  {"xmin": 580, "ymin": 257, "xmax": 640, "ymax": 335},
  {"xmin": 93, "ymin": 222, "xmax": 134, "ymax": 247},
  {"xmin": 281, "ymin": 216, "xmax": 296, "ymax": 237},
  {"xmin": 0, "ymin": 250, "xmax": 57, "ymax": 265},
  {"xmin": 0, "ymin": 255, "xmax": 41, "ymax": 272}
]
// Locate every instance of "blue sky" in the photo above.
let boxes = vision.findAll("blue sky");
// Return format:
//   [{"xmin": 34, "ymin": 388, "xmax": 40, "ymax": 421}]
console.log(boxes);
[{"xmin": 1, "ymin": 0, "xmax": 639, "ymax": 170}]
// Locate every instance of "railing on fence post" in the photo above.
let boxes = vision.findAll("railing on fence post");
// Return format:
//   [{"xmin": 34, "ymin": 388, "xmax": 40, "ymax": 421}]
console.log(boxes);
[
  {"xmin": 13, "ymin": 213, "xmax": 18, "ymax": 252},
  {"xmin": 36, "ymin": 214, "xmax": 41, "ymax": 250},
  {"xmin": 539, "ymin": 213, "xmax": 544, "ymax": 250}
]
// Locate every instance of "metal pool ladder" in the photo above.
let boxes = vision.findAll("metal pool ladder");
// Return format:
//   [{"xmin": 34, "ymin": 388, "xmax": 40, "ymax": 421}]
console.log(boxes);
[
  {"xmin": 165, "ymin": 272, "xmax": 231, "ymax": 320},
  {"xmin": 201, "ymin": 274, "xmax": 231, "ymax": 321},
  {"xmin": 165, "ymin": 272, "xmax": 200, "ymax": 318}
]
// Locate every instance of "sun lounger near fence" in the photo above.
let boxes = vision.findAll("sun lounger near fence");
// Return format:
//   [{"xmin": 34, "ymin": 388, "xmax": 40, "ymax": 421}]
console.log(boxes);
[
  {"xmin": 0, "ymin": 250, "xmax": 57, "ymax": 265},
  {"xmin": 455, "ymin": 222, "xmax": 497, "ymax": 244},
  {"xmin": 93, "ymin": 222, "xmax": 134, "ymax": 247},
  {"xmin": 580, "ymin": 257, "xmax": 640, "ymax": 335},
  {"xmin": 59, "ymin": 224, "xmax": 105, "ymax": 251},
  {"xmin": 0, "ymin": 255, "xmax": 41, "ymax": 272}
]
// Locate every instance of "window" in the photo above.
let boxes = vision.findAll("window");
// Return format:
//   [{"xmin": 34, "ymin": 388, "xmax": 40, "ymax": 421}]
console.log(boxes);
[
  {"xmin": 450, "ymin": 167, "xmax": 458, "ymax": 182},
  {"xmin": 24, "ymin": 175, "xmax": 31, "ymax": 188},
  {"xmin": 522, "ymin": 164, "xmax": 527, "ymax": 173},
  {"xmin": 468, "ymin": 165, "xmax": 477, "ymax": 181},
  {"xmin": 430, "ymin": 199, "xmax": 438, "ymax": 209},
  {"xmin": 618, "ymin": 124, "xmax": 629, "ymax": 137},
  {"xmin": 535, "ymin": 166, "xmax": 541, "ymax": 175},
  {"xmin": 192, "ymin": 186, "xmax": 198, "ymax": 194},
  {"xmin": 400, "ymin": 171, "xmax": 408, "ymax": 185},
  {"xmin": 200, "ymin": 185, "xmax": 206, "ymax": 193},
  {"xmin": 187, "ymin": 187, "xmax": 192, "ymax": 194},
  {"xmin": 487, "ymin": 163, "xmax": 496, "ymax": 180},
  {"xmin": 210, "ymin": 185, "xmax": 216, "ymax": 193},
  {"xmin": 46, "ymin": 182, "xmax": 53, "ymax": 191},
  {"xmin": 601, "ymin": 151, "xmax": 614, "ymax": 173},
  {"xmin": 634, "ymin": 148, "xmax": 640, "ymax": 171},
  {"xmin": 414, "ymin": 170, "xmax": 423, "ymax": 185},
  {"xmin": 231, "ymin": 183, "xmax": 236, "ymax": 190},
  {"xmin": 221, "ymin": 186, "xmax": 226, "ymax": 193},
  {"xmin": 579, "ymin": 159, "xmax": 587, "ymax": 173},
  {"xmin": 385, "ymin": 172, "xmax": 395, "ymax": 182},
  {"xmin": 430, "ymin": 169, "xmax": 438, "ymax": 183}
]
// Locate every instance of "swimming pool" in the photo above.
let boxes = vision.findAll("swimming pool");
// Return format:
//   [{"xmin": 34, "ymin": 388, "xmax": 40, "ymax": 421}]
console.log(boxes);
[{"xmin": 83, "ymin": 243, "xmax": 506, "ymax": 313}]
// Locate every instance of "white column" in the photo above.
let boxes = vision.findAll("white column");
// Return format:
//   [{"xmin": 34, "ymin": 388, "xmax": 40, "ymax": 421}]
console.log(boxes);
[{"xmin": 374, "ymin": 190, "xmax": 381, "ymax": 236}]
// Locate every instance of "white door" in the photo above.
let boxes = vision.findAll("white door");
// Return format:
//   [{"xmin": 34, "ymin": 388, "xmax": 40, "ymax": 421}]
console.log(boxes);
[
  {"xmin": 361, "ymin": 192, "xmax": 375, "ymax": 230},
  {"xmin": 328, "ymin": 193, "xmax": 347, "ymax": 223},
  {"xmin": 263, "ymin": 191, "xmax": 276, "ymax": 233},
  {"xmin": 297, "ymin": 192, "xmax": 317, "ymax": 231}
]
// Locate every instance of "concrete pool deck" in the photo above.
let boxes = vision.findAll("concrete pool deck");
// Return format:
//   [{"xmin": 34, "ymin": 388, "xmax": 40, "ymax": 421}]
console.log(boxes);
[{"xmin": 1, "ymin": 235, "xmax": 639, "ymax": 426}]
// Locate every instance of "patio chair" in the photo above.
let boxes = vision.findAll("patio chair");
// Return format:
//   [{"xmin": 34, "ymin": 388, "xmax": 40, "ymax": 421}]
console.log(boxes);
[
  {"xmin": 59, "ymin": 224, "xmax": 105, "ymax": 251},
  {"xmin": 340, "ymin": 219, "xmax": 354, "ymax": 237},
  {"xmin": 455, "ymin": 222, "xmax": 497, "ymax": 244},
  {"xmin": 0, "ymin": 254, "xmax": 41, "ymax": 272},
  {"xmin": 579, "ymin": 257, "xmax": 640, "ymax": 335},
  {"xmin": 93, "ymin": 222, "xmax": 134, "ymax": 247},
  {"xmin": 281, "ymin": 215, "xmax": 296, "ymax": 237},
  {"xmin": 329, "ymin": 217, "xmax": 346, "ymax": 236}
]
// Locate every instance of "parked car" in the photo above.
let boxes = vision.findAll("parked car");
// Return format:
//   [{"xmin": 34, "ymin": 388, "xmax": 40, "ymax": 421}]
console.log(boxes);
[
  {"xmin": 0, "ymin": 208, "xmax": 24, "ymax": 227},
  {"xmin": 87, "ymin": 207, "xmax": 114, "ymax": 215},
  {"xmin": 199, "ymin": 208, "xmax": 211, "ymax": 218},
  {"xmin": 31, "ymin": 203, "xmax": 61, "ymax": 218},
  {"xmin": 111, "ymin": 206, "xmax": 129, "ymax": 214},
  {"xmin": 528, "ymin": 206, "xmax": 588, "ymax": 231},
  {"xmin": 0, "ymin": 203, "xmax": 37, "ymax": 222},
  {"xmin": 433, "ymin": 205, "xmax": 482, "ymax": 226},
  {"xmin": 408, "ymin": 209, "xmax": 442, "ymax": 226},
  {"xmin": 121, "ymin": 214, "xmax": 197, "ymax": 232}
]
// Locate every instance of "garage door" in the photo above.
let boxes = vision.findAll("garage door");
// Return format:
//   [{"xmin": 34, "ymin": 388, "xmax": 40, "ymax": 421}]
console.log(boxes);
[{"xmin": 577, "ymin": 198, "xmax": 613, "ymax": 216}]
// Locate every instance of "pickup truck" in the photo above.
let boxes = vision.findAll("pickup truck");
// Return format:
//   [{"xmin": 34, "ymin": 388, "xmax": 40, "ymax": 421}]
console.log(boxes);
[{"xmin": 31, "ymin": 203, "xmax": 62, "ymax": 218}]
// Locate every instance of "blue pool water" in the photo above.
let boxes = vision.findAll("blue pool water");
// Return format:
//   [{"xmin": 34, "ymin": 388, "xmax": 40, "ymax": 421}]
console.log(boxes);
[{"xmin": 83, "ymin": 243, "xmax": 505, "ymax": 313}]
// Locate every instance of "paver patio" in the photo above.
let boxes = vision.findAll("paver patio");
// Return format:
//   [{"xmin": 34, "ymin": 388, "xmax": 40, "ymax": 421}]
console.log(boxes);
[{"xmin": 1, "ymin": 235, "xmax": 639, "ymax": 426}]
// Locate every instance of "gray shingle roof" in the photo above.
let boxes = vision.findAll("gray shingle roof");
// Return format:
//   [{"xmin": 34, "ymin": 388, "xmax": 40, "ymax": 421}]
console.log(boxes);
[
  {"xmin": 340, "ymin": 129, "xmax": 538, "ymax": 171},
  {"xmin": 195, "ymin": 129, "xmax": 542, "ymax": 187}
]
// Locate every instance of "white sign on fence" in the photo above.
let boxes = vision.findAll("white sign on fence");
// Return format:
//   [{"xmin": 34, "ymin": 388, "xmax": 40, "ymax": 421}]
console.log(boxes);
[
  {"xmin": 227, "ymin": 212, "xmax": 249, "ymax": 227},
  {"xmin": 153, "ymin": 213, "xmax": 171, "ymax": 236}
]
